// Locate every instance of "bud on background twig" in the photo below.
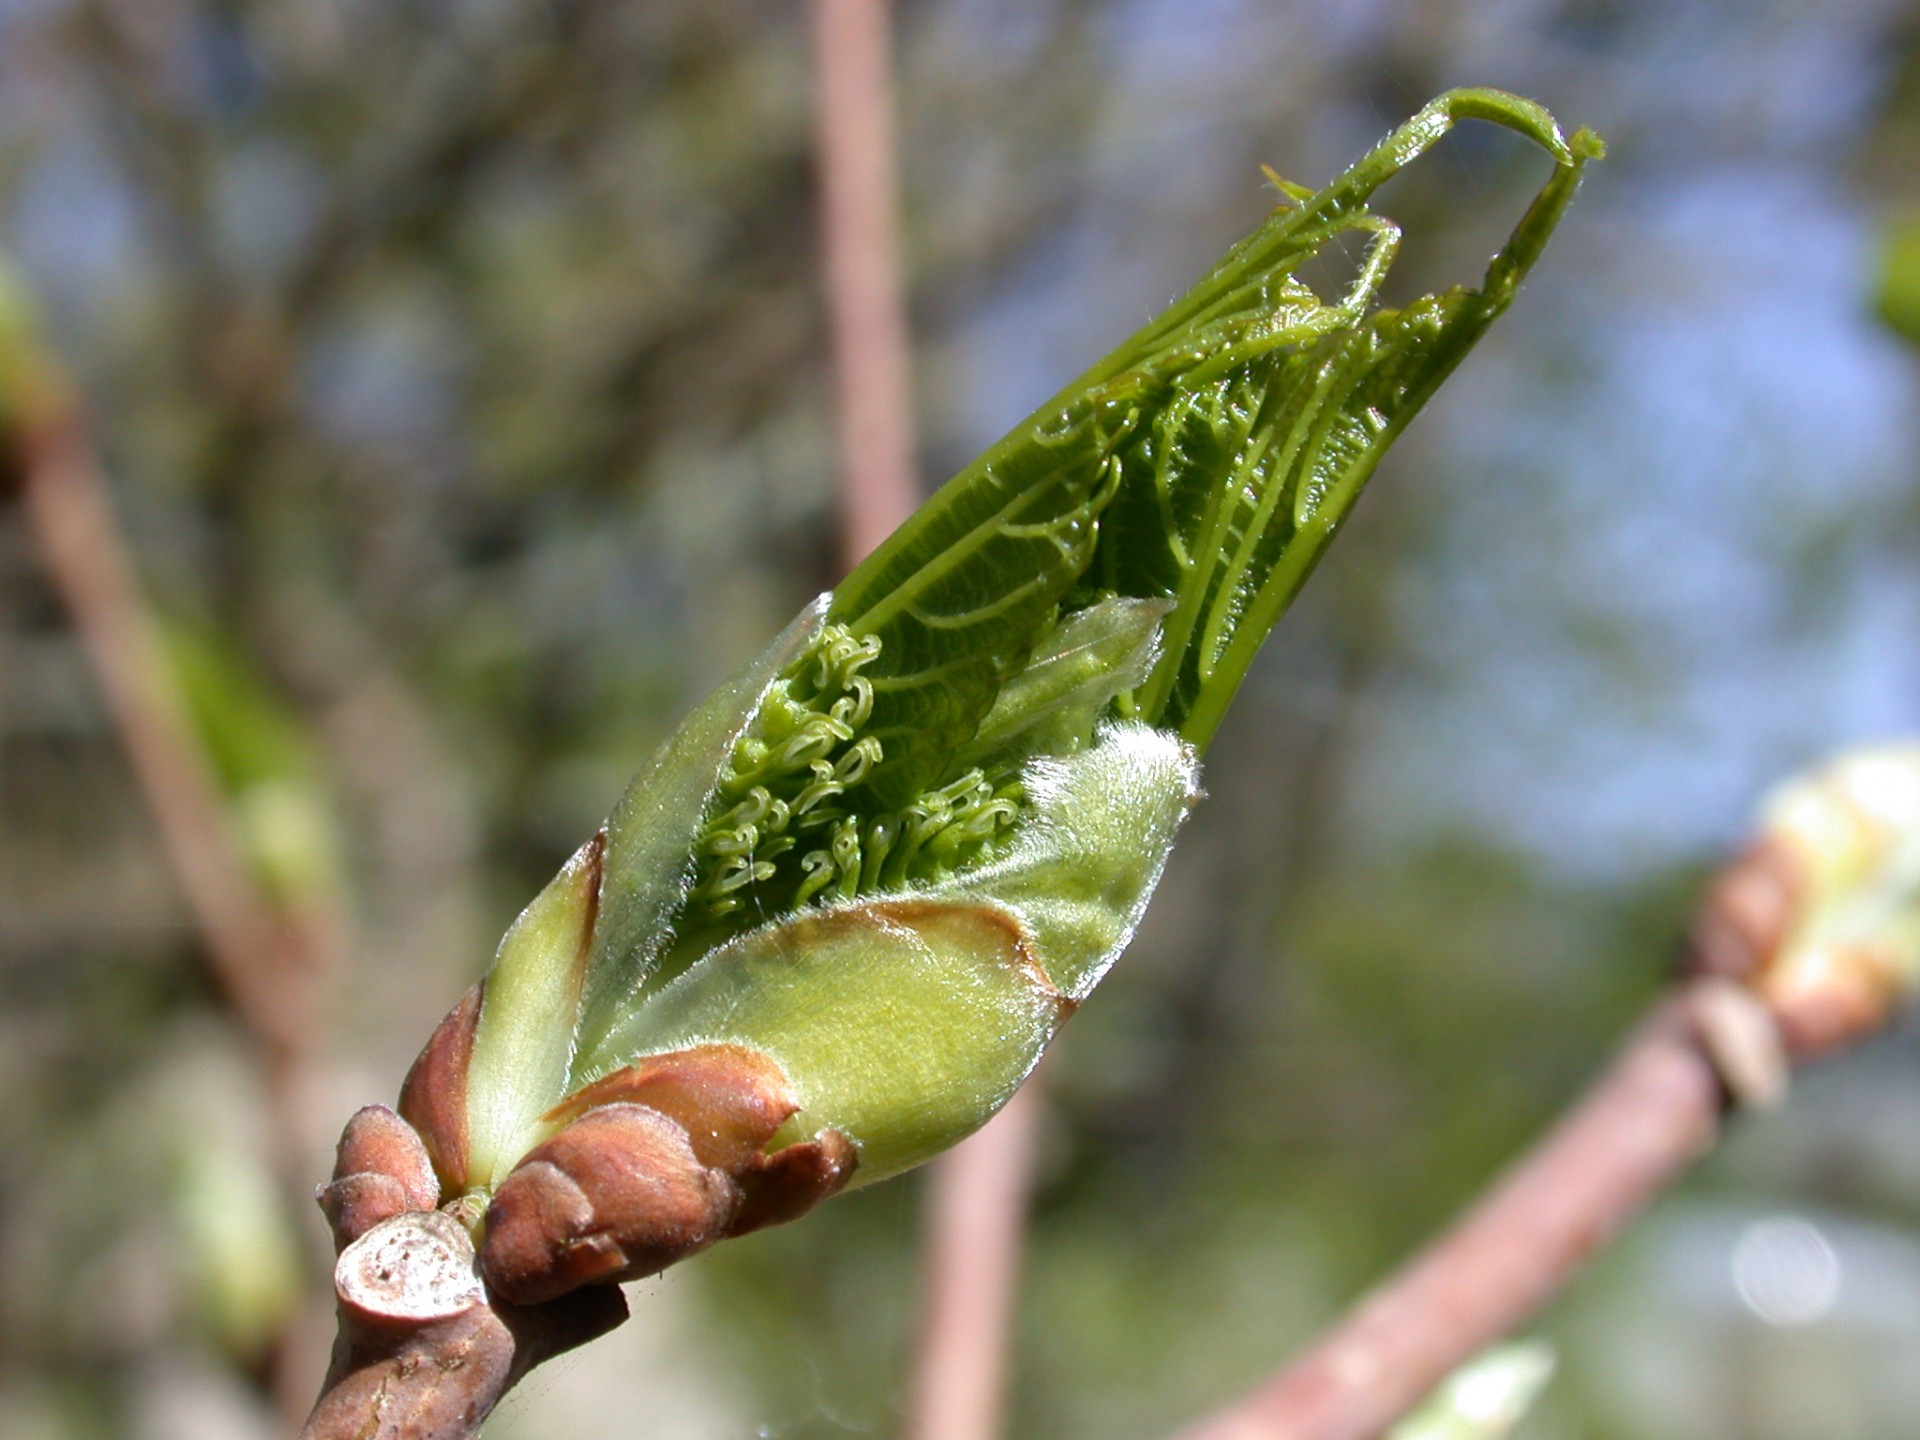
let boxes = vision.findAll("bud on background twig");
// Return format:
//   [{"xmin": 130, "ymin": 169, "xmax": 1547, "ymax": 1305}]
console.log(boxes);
[
  {"xmin": 1693, "ymin": 743, "xmax": 1920, "ymax": 1057},
  {"xmin": 1180, "ymin": 739, "xmax": 1920, "ymax": 1440}
]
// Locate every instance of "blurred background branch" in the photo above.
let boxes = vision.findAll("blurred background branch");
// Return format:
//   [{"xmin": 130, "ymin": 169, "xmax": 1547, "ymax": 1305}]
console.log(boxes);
[
  {"xmin": 0, "ymin": 289, "xmax": 338, "ymax": 1419},
  {"xmin": 808, "ymin": 3, "xmax": 1053, "ymax": 1438},
  {"xmin": 814, "ymin": 0, "xmax": 920, "ymax": 566},
  {"xmin": 1178, "ymin": 735, "xmax": 1920, "ymax": 1440},
  {"xmin": 2, "ymin": 337, "xmax": 314, "ymax": 1068},
  {"xmin": 1177, "ymin": 979, "xmax": 1754, "ymax": 1440}
]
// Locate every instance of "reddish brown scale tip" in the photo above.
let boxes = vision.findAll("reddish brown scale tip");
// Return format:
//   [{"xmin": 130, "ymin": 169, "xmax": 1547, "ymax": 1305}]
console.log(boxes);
[
  {"xmin": 1690, "ymin": 837, "xmax": 1802, "ymax": 984},
  {"xmin": 873, "ymin": 898, "xmax": 1077, "ymax": 1019},
  {"xmin": 1765, "ymin": 946, "xmax": 1905, "ymax": 1060},
  {"xmin": 399, "ymin": 983, "xmax": 481, "ymax": 1194},
  {"xmin": 318, "ymin": 1105, "xmax": 441, "ymax": 1250},
  {"xmin": 334, "ymin": 1105, "xmax": 440, "ymax": 1207},
  {"xmin": 555, "ymin": 1046, "xmax": 858, "ymax": 1236},
  {"xmin": 545, "ymin": 1043, "xmax": 801, "ymax": 1172},
  {"xmin": 318, "ymin": 1173, "xmax": 413, "ymax": 1252},
  {"xmin": 482, "ymin": 1045, "xmax": 860, "ymax": 1304},
  {"xmin": 481, "ymin": 1104, "xmax": 739, "ymax": 1307},
  {"xmin": 732, "ymin": 1128, "xmax": 858, "ymax": 1235}
]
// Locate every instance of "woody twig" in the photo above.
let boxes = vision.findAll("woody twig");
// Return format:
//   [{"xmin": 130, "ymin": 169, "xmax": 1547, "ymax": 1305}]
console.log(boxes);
[{"xmin": 1174, "ymin": 745, "xmax": 1920, "ymax": 1440}]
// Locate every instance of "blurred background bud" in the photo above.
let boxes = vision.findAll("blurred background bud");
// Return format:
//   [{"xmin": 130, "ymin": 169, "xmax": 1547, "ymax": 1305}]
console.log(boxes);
[
  {"xmin": 1696, "ymin": 743, "xmax": 1920, "ymax": 1055},
  {"xmin": 171, "ymin": 1129, "xmax": 303, "ymax": 1365}
]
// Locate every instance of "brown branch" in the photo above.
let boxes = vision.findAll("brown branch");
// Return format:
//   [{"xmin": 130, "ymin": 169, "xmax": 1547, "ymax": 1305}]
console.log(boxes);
[
  {"xmin": 10, "ymin": 380, "xmax": 317, "ymax": 1065},
  {"xmin": 813, "ymin": 0, "xmax": 920, "ymax": 567},
  {"xmin": 809, "ymin": 8, "xmax": 1045, "ymax": 1440},
  {"xmin": 906, "ymin": 1087, "xmax": 1044, "ymax": 1440},
  {"xmin": 1168, "ymin": 799, "xmax": 1911, "ymax": 1440},
  {"xmin": 1172, "ymin": 982, "xmax": 1741, "ymax": 1440},
  {"xmin": 1165, "ymin": 951, "xmax": 1850, "ymax": 1440},
  {"xmin": 6, "ymin": 349, "xmax": 340, "ymax": 1420}
]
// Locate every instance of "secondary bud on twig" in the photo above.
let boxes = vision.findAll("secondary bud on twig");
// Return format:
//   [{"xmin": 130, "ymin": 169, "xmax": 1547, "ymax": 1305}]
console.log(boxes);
[
  {"xmin": 1693, "ymin": 742, "xmax": 1920, "ymax": 1058},
  {"xmin": 479, "ymin": 1043, "xmax": 856, "ymax": 1304},
  {"xmin": 318, "ymin": 1104, "xmax": 441, "ymax": 1250}
]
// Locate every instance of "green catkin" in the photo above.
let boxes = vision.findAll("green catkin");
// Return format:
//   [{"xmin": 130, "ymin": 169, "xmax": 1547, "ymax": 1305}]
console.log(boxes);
[{"xmin": 687, "ymin": 623, "xmax": 1027, "ymax": 924}]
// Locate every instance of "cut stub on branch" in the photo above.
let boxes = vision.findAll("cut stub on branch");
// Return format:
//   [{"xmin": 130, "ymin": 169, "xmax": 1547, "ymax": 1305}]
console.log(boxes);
[
  {"xmin": 303, "ymin": 1208, "xmax": 627, "ymax": 1440},
  {"xmin": 1691, "ymin": 742, "xmax": 1920, "ymax": 1058}
]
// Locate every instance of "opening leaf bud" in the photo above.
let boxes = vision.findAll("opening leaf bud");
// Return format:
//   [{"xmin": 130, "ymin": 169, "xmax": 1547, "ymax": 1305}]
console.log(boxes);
[
  {"xmin": 363, "ymin": 88, "xmax": 1597, "ymax": 1302},
  {"xmin": 1694, "ymin": 742, "xmax": 1920, "ymax": 1056}
]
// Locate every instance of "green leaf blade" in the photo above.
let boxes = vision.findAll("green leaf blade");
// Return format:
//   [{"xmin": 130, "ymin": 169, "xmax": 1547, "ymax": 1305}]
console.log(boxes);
[
  {"xmin": 587, "ymin": 898, "xmax": 1068, "ymax": 1185},
  {"xmin": 828, "ymin": 426, "xmax": 1127, "ymax": 805},
  {"xmin": 570, "ymin": 597, "xmax": 830, "ymax": 1078}
]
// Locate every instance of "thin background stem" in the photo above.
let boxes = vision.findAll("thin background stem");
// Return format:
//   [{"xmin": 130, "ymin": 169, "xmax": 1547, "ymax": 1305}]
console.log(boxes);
[
  {"xmin": 7, "ymin": 363, "xmax": 339, "ymax": 1420},
  {"xmin": 814, "ymin": 0, "xmax": 920, "ymax": 566},
  {"xmin": 810, "ymin": 6, "xmax": 1045, "ymax": 1439},
  {"xmin": 906, "ymin": 1081, "xmax": 1044, "ymax": 1440},
  {"xmin": 14, "ymin": 397, "xmax": 311, "ymax": 1061},
  {"xmin": 1170, "ymin": 979, "xmax": 1761, "ymax": 1440}
]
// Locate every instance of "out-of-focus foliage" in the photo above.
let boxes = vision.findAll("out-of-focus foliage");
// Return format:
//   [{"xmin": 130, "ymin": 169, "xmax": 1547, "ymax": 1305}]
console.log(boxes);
[
  {"xmin": 1877, "ymin": 210, "xmax": 1920, "ymax": 348},
  {"xmin": 1390, "ymin": 1342, "xmax": 1556, "ymax": 1440},
  {"xmin": 2, "ymin": 2, "xmax": 1919, "ymax": 1440}
]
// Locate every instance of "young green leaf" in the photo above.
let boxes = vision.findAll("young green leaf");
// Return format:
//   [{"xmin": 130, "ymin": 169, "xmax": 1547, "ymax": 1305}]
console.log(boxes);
[
  {"xmin": 462, "ymin": 599, "xmax": 828, "ymax": 1187},
  {"xmin": 838, "ymin": 89, "xmax": 1602, "ymax": 754}
]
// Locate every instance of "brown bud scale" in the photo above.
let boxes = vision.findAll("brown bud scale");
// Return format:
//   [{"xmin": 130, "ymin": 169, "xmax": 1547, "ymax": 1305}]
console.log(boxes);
[
  {"xmin": 319, "ymin": 1105, "xmax": 441, "ymax": 1250},
  {"xmin": 400, "ymin": 983, "xmax": 481, "ymax": 1193},
  {"xmin": 482, "ymin": 1044, "xmax": 858, "ymax": 1304},
  {"xmin": 733, "ymin": 1128, "xmax": 859, "ymax": 1234},
  {"xmin": 545, "ymin": 1043, "xmax": 801, "ymax": 1170},
  {"xmin": 482, "ymin": 1103, "xmax": 738, "ymax": 1305},
  {"xmin": 1690, "ymin": 836, "xmax": 1803, "ymax": 984}
]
